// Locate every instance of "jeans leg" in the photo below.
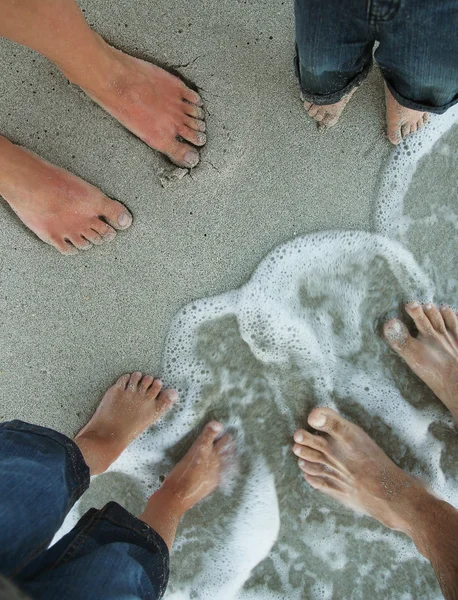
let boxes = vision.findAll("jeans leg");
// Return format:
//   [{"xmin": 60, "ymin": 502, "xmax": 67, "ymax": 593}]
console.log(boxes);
[
  {"xmin": 375, "ymin": 0, "xmax": 458, "ymax": 113},
  {"xmin": 18, "ymin": 502, "xmax": 170, "ymax": 600},
  {"xmin": 294, "ymin": 0, "xmax": 374, "ymax": 104},
  {"xmin": 0, "ymin": 421, "xmax": 90, "ymax": 577}
]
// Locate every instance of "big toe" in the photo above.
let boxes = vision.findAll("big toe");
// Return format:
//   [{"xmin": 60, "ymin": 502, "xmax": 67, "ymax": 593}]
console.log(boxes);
[
  {"xmin": 383, "ymin": 318, "xmax": 413, "ymax": 353},
  {"xmin": 98, "ymin": 197, "xmax": 132, "ymax": 231},
  {"xmin": 308, "ymin": 407, "xmax": 348, "ymax": 438}
]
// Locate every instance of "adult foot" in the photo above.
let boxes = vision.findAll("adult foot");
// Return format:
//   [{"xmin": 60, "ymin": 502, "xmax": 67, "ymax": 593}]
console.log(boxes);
[
  {"xmin": 158, "ymin": 420, "xmax": 233, "ymax": 514},
  {"xmin": 384, "ymin": 302, "xmax": 458, "ymax": 421},
  {"xmin": 385, "ymin": 84, "xmax": 429, "ymax": 145},
  {"xmin": 292, "ymin": 407, "xmax": 426, "ymax": 531},
  {"xmin": 74, "ymin": 372, "xmax": 177, "ymax": 475},
  {"xmin": 302, "ymin": 88, "xmax": 356, "ymax": 128},
  {"xmin": 68, "ymin": 38, "xmax": 206, "ymax": 169},
  {"xmin": 0, "ymin": 137, "xmax": 132, "ymax": 255}
]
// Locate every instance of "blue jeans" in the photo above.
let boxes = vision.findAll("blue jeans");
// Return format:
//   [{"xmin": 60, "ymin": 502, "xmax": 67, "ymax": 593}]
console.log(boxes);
[
  {"xmin": 294, "ymin": 0, "xmax": 458, "ymax": 113},
  {"xmin": 0, "ymin": 421, "xmax": 169, "ymax": 600}
]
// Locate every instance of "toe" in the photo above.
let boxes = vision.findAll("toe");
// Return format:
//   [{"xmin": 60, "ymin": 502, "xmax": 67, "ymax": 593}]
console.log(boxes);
[
  {"xmin": 166, "ymin": 140, "xmax": 200, "ymax": 168},
  {"xmin": 294, "ymin": 429, "xmax": 329, "ymax": 454},
  {"xmin": 293, "ymin": 443, "xmax": 327, "ymax": 464},
  {"xmin": 423, "ymin": 303, "xmax": 445, "ymax": 333},
  {"xmin": 116, "ymin": 373, "xmax": 131, "ymax": 390},
  {"xmin": 181, "ymin": 85, "xmax": 203, "ymax": 107},
  {"xmin": 84, "ymin": 230, "xmax": 104, "ymax": 246},
  {"xmin": 401, "ymin": 123, "xmax": 411, "ymax": 138},
  {"xmin": 127, "ymin": 371, "xmax": 143, "ymax": 391},
  {"xmin": 55, "ymin": 240, "xmax": 78, "ymax": 255},
  {"xmin": 298, "ymin": 459, "xmax": 336, "ymax": 479},
  {"xmin": 139, "ymin": 375, "xmax": 155, "ymax": 395},
  {"xmin": 302, "ymin": 472, "xmax": 343, "ymax": 494},
  {"xmin": 409, "ymin": 122, "xmax": 418, "ymax": 135},
  {"xmin": 308, "ymin": 408, "xmax": 349, "ymax": 439},
  {"xmin": 307, "ymin": 105, "xmax": 320, "ymax": 118},
  {"xmin": 68, "ymin": 235, "xmax": 92, "ymax": 251},
  {"xmin": 383, "ymin": 317, "xmax": 415, "ymax": 353},
  {"xmin": 183, "ymin": 102, "xmax": 205, "ymax": 120},
  {"xmin": 178, "ymin": 127, "xmax": 207, "ymax": 147},
  {"xmin": 303, "ymin": 100, "xmax": 313, "ymax": 110},
  {"xmin": 91, "ymin": 220, "xmax": 117, "ymax": 241},
  {"xmin": 198, "ymin": 421, "xmax": 224, "ymax": 448},
  {"xmin": 99, "ymin": 198, "xmax": 132, "ymax": 231},
  {"xmin": 215, "ymin": 433, "xmax": 235, "ymax": 456},
  {"xmin": 153, "ymin": 388, "xmax": 177, "ymax": 419},
  {"xmin": 423, "ymin": 113, "xmax": 430, "ymax": 125},
  {"xmin": 440, "ymin": 305, "xmax": 458, "ymax": 335},
  {"xmin": 405, "ymin": 301, "xmax": 435, "ymax": 336},
  {"xmin": 146, "ymin": 378, "xmax": 163, "ymax": 399},
  {"xmin": 184, "ymin": 117, "xmax": 206, "ymax": 132}
]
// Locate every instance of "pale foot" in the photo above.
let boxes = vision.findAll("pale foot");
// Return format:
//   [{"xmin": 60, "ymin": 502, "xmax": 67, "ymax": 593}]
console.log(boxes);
[
  {"xmin": 293, "ymin": 408, "xmax": 426, "ymax": 531},
  {"xmin": 384, "ymin": 302, "xmax": 458, "ymax": 422},
  {"xmin": 71, "ymin": 38, "xmax": 206, "ymax": 169},
  {"xmin": 0, "ymin": 137, "xmax": 132, "ymax": 255},
  {"xmin": 74, "ymin": 372, "xmax": 177, "ymax": 475},
  {"xmin": 385, "ymin": 84, "xmax": 429, "ymax": 145},
  {"xmin": 302, "ymin": 87, "xmax": 357, "ymax": 128}
]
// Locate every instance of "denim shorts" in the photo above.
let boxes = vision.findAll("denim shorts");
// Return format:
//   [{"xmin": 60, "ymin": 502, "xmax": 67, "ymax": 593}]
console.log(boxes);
[
  {"xmin": 0, "ymin": 420, "xmax": 169, "ymax": 600},
  {"xmin": 294, "ymin": 0, "xmax": 458, "ymax": 113}
]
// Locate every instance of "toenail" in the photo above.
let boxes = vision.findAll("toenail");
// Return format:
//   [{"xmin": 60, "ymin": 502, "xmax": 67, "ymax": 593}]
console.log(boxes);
[
  {"xmin": 295, "ymin": 433, "xmax": 304, "ymax": 443},
  {"xmin": 118, "ymin": 212, "xmax": 131, "ymax": 227},
  {"xmin": 408, "ymin": 301, "xmax": 419, "ymax": 309},
  {"xmin": 424, "ymin": 303, "xmax": 432, "ymax": 310},
  {"xmin": 185, "ymin": 151, "xmax": 199, "ymax": 167},
  {"xmin": 209, "ymin": 421, "xmax": 223, "ymax": 433},
  {"xmin": 197, "ymin": 133, "xmax": 206, "ymax": 144},
  {"xmin": 311, "ymin": 413, "xmax": 326, "ymax": 428},
  {"xmin": 298, "ymin": 460, "xmax": 305, "ymax": 468}
]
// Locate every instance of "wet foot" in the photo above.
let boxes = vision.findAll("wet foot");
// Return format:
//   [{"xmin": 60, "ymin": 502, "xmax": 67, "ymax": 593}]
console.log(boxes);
[
  {"xmin": 385, "ymin": 84, "xmax": 429, "ymax": 145},
  {"xmin": 73, "ymin": 39, "xmax": 206, "ymax": 169},
  {"xmin": 158, "ymin": 420, "xmax": 234, "ymax": 514},
  {"xmin": 0, "ymin": 137, "xmax": 132, "ymax": 255},
  {"xmin": 384, "ymin": 302, "xmax": 458, "ymax": 422},
  {"xmin": 74, "ymin": 372, "xmax": 177, "ymax": 475},
  {"xmin": 302, "ymin": 88, "xmax": 356, "ymax": 128},
  {"xmin": 293, "ymin": 408, "xmax": 426, "ymax": 531}
]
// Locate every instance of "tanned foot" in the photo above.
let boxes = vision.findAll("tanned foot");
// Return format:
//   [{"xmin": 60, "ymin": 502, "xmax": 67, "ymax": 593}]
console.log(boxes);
[
  {"xmin": 292, "ymin": 408, "xmax": 426, "ymax": 531},
  {"xmin": 139, "ymin": 421, "xmax": 234, "ymax": 549},
  {"xmin": 74, "ymin": 372, "xmax": 177, "ymax": 475},
  {"xmin": 71, "ymin": 38, "xmax": 206, "ymax": 169},
  {"xmin": 385, "ymin": 84, "xmax": 429, "ymax": 145},
  {"xmin": 302, "ymin": 87, "xmax": 357, "ymax": 128},
  {"xmin": 384, "ymin": 302, "xmax": 458, "ymax": 422},
  {"xmin": 0, "ymin": 137, "xmax": 132, "ymax": 255}
]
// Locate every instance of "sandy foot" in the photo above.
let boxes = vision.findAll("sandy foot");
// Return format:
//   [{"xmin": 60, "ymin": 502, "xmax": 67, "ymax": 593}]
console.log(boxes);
[
  {"xmin": 385, "ymin": 84, "xmax": 429, "ymax": 145},
  {"xmin": 74, "ymin": 372, "xmax": 177, "ymax": 475},
  {"xmin": 302, "ymin": 88, "xmax": 357, "ymax": 128},
  {"xmin": 80, "ymin": 40, "xmax": 207, "ymax": 169},
  {"xmin": 292, "ymin": 407, "xmax": 425, "ymax": 531},
  {"xmin": 0, "ymin": 139, "xmax": 132, "ymax": 255},
  {"xmin": 384, "ymin": 302, "xmax": 458, "ymax": 422}
]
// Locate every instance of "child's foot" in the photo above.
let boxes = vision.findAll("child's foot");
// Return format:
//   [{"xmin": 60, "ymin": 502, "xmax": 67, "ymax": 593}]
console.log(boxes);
[
  {"xmin": 302, "ymin": 87, "xmax": 357, "ymax": 128},
  {"xmin": 72, "ymin": 39, "xmax": 206, "ymax": 169},
  {"xmin": 384, "ymin": 302, "xmax": 458, "ymax": 422},
  {"xmin": 292, "ymin": 408, "xmax": 426, "ymax": 531},
  {"xmin": 0, "ymin": 137, "xmax": 132, "ymax": 255},
  {"xmin": 385, "ymin": 84, "xmax": 429, "ymax": 145},
  {"xmin": 159, "ymin": 420, "xmax": 233, "ymax": 514},
  {"xmin": 74, "ymin": 373, "xmax": 177, "ymax": 475}
]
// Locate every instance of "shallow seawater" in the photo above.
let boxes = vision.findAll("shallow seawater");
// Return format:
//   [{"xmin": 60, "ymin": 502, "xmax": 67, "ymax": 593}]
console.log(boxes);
[{"xmin": 62, "ymin": 110, "xmax": 458, "ymax": 599}]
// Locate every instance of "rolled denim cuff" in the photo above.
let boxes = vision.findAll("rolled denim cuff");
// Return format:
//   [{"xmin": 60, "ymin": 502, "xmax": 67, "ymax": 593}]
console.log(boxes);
[
  {"xmin": 294, "ymin": 46, "xmax": 372, "ymax": 105},
  {"xmin": 384, "ymin": 78, "xmax": 458, "ymax": 115},
  {"xmin": 0, "ymin": 420, "xmax": 90, "ymax": 499}
]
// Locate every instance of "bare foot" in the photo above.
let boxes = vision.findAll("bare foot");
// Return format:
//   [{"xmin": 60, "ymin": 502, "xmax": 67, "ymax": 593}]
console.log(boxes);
[
  {"xmin": 159, "ymin": 420, "xmax": 233, "ymax": 514},
  {"xmin": 0, "ymin": 137, "xmax": 132, "ymax": 255},
  {"xmin": 74, "ymin": 372, "xmax": 177, "ymax": 475},
  {"xmin": 71, "ymin": 39, "xmax": 206, "ymax": 169},
  {"xmin": 292, "ymin": 407, "xmax": 426, "ymax": 531},
  {"xmin": 384, "ymin": 302, "xmax": 458, "ymax": 422},
  {"xmin": 385, "ymin": 84, "xmax": 429, "ymax": 145},
  {"xmin": 139, "ymin": 421, "xmax": 234, "ymax": 549},
  {"xmin": 302, "ymin": 87, "xmax": 357, "ymax": 128}
]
